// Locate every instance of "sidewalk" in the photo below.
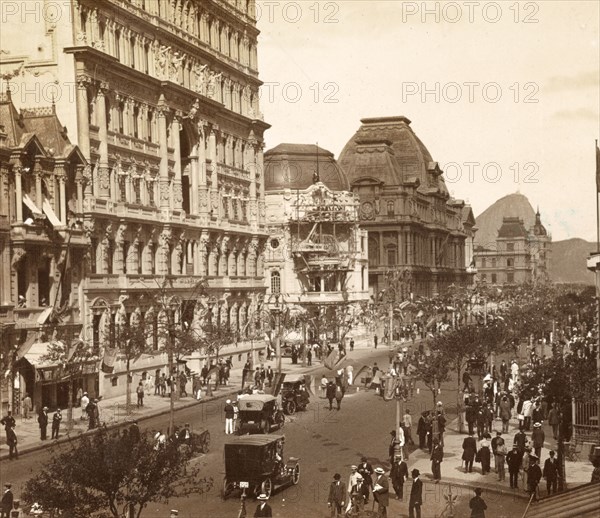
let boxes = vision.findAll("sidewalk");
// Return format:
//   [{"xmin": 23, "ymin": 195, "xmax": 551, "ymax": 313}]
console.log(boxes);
[
  {"xmin": 404, "ymin": 415, "xmax": 594, "ymax": 499},
  {"xmin": 0, "ymin": 332, "xmax": 381, "ymax": 461}
]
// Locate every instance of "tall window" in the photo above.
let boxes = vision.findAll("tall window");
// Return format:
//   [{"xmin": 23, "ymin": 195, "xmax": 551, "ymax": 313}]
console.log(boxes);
[
  {"xmin": 270, "ymin": 271, "xmax": 281, "ymax": 294},
  {"xmin": 148, "ymin": 180, "xmax": 155, "ymax": 206},
  {"xmin": 507, "ymin": 272, "xmax": 515, "ymax": 283},
  {"xmin": 115, "ymin": 30, "xmax": 121, "ymax": 60},
  {"xmin": 118, "ymin": 101, "xmax": 125, "ymax": 134},
  {"xmin": 133, "ymin": 177, "xmax": 141, "ymax": 204},
  {"xmin": 222, "ymin": 196, "xmax": 229, "ymax": 219},
  {"xmin": 147, "ymin": 110, "xmax": 153, "ymax": 142},
  {"xmin": 144, "ymin": 43, "xmax": 150, "ymax": 74},
  {"xmin": 387, "ymin": 247, "xmax": 397, "ymax": 266},
  {"xmin": 387, "ymin": 200, "xmax": 394, "ymax": 216},
  {"xmin": 130, "ymin": 36, "xmax": 136, "ymax": 68},
  {"xmin": 491, "ymin": 273, "xmax": 497, "ymax": 283},
  {"xmin": 507, "ymin": 258, "xmax": 514, "ymax": 268},
  {"xmin": 133, "ymin": 106, "xmax": 139, "ymax": 138}
]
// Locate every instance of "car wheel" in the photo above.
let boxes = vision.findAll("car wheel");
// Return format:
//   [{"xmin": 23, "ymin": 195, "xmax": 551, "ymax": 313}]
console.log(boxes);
[
  {"xmin": 261, "ymin": 477, "xmax": 273, "ymax": 498},
  {"xmin": 285, "ymin": 400, "xmax": 297, "ymax": 415},
  {"xmin": 202, "ymin": 432, "xmax": 211, "ymax": 453},
  {"xmin": 222, "ymin": 477, "xmax": 234, "ymax": 500},
  {"xmin": 276, "ymin": 412, "xmax": 285, "ymax": 429},
  {"xmin": 292, "ymin": 464, "xmax": 300, "ymax": 485}
]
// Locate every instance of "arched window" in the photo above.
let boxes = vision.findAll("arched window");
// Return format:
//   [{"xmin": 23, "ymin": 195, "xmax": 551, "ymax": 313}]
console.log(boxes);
[{"xmin": 270, "ymin": 270, "xmax": 281, "ymax": 294}]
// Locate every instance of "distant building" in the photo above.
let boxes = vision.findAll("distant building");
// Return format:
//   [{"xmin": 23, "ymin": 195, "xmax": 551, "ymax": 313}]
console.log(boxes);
[
  {"xmin": 474, "ymin": 210, "xmax": 551, "ymax": 285},
  {"xmin": 263, "ymin": 144, "xmax": 369, "ymax": 342},
  {"xmin": 338, "ymin": 116, "xmax": 476, "ymax": 298}
]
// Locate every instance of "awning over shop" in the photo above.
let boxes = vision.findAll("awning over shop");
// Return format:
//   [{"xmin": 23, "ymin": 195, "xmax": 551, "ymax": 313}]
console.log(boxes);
[
  {"xmin": 42, "ymin": 199, "xmax": 63, "ymax": 227},
  {"xmin": 21, "ymin": 341, "xmax": 63, "ymax": 369},
  {"xmin": 23, "ymin": 194, "xmax": 43, "ymax": 215}
]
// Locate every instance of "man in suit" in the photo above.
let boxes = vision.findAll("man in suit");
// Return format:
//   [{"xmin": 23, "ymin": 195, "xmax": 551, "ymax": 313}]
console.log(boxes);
[
  {"xmin": 357, "ymin": 457, "xmax": 373, "ymax": 503},
  {"xmin": 38, "ymin": 407, "xmax": 49, "ymax": 440},
  {"xmin": 6, "ymin": 426, "xmax": 18, "ymax": 460},
  {"xmin": 506, "ymin": 445, "xmax": 521, "ymax": 489},
  {"xmin": 409, "ymin": 468, "xmax": 423, "ymax": 518},
  {"xmin": 390, "ymin": 454, "xmax": 408, "ymax": 500},
  {"xmin": 462, "ymin": 433, "xmax": 477, "ymax": 473},
  {"xmin": 349, "ymin": 473, "xmax": 369, "ymax": 513},
  {"xmin": 528, "ymin": 454, "xmax": 543, "ymax": 501},
  {"xmin": 430, "ymin": 437, "xmax": 443, "ymax": 482},
  {"xmin": 254, "ymin": 493, "xmax": 272, "ymax": 517},
  {"xmin": 372, "ymin": 467, "xmax": 389, "ymax": 517},
  {"xmin": 0, "ymin": 484, "xmax": 13, "ymax": 518},
  {"xmin": 327, "ymin": 473, "xmax": 346, "ymax": 517},
  {"xmin": 543, "ymin": 450, "xmax": 560, "ymax": 495}
]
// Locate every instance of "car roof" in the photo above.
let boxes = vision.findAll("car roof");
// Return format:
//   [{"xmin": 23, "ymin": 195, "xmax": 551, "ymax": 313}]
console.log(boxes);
[
  {"xmin": 239, "ymin": 394, "xmax": 277, "ymax": 402},
  {"xmin": 224, "ymin": 434, "xmax": 284, "ymax": 446}
]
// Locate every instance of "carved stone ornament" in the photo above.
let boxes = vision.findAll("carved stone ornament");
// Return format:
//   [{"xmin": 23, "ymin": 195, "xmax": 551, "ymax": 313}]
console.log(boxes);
[{"xmin": 11, "ymin": 247, "xmax": 26, "ymax": 269}]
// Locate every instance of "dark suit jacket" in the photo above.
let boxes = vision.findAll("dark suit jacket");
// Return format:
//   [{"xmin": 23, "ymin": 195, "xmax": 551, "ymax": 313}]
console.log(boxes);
[
  {"xmin": 328, "ymin": 481, "xmax": 346, "ymax": 504},
  {"xmin": 38, "ymin": 411, "xmax": 48, "ymax": 428},
  {"xmin": 254, "ymin": 502, "xmax": 272, "ymax": 517},
  {"xmin": 409, "ymin": 478, "xmax": 423, "ymax": 506},
  {"xmin": 373, "ymin": 475, "xmax": 389, "ymax": 507},
  {"xmin": 358, "ymin": 462, "xmax": 373, "ymax": 486},
  {"xmin": 1, "ymin": 489, "xmax": 14, "ymax": 511},
  {"xmin": 462, "ymin": 437, "xmax": 477, "ymax": 461},
  {"xmin": 543, "ymin": 458, "xmax": 560, "ymax": 480},
  {"xmin": 391, "ymin": 461, "xmax": 408, "ymax": 485}
]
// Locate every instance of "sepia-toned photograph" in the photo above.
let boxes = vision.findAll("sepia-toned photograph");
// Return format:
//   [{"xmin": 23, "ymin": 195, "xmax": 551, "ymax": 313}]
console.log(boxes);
[{"xmin": 0, "ymin": 1, "xmax": 599, "ymax": 517}]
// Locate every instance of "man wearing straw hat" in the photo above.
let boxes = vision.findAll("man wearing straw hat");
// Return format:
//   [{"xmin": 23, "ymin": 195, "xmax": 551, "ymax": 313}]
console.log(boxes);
[
  {"xmin": 254, "ymin": 493, "xmax": 272, "ymax": 517},
  {"xmin": 372, "ymin": 467, "xmax": 389, "ymax": 517}
]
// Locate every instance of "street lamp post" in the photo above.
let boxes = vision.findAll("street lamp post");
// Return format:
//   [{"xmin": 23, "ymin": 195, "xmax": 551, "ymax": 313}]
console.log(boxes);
[{"xmin": 271, "ymin": 294, "xmax": 283, "ymax": 374}]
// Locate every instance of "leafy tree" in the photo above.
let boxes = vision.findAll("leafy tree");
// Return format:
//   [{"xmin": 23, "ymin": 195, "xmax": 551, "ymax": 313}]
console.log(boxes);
[
  {"xmin": 413, "ymin": 352, "xmax": 451, "ymax": 407},
  {"xmin": 22, "ymin": 427, "xmax": 212, "ymax": 518}
]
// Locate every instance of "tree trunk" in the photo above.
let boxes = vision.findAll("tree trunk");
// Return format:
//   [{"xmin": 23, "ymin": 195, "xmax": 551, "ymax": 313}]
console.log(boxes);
[
  {"xmin": 67, "ymin": 376, "xmax": 74, "ymax": 431},
  {"xmin": 126, "ymin": 358, "xmax": 131, "ymax": 415},
  {"xmin": 457, "ymin": 363, "xmax": 463, "ymax": 433},
  {"xmin": 167, "ymin": 337, "xmax": 175, "ymax": 436}
]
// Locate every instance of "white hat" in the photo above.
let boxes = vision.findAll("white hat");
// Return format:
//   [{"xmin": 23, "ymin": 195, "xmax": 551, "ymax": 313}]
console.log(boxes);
[
  {"xmin": 257, "ymin": 493, "xmax": 269, "ymax": 500},
  {"xmin": 374, "ymin": 467, "xmax": 385, "ymax": 474},
  {"xmin": 226, "ymin": 399, "xmax": 231, "ymax": 404},
  {"xmin": 483, "ymin": 374, "xmax": 492, "ymax": 381},
  {"xmin": 533, "ymin": 422, "xmax": 542, "ymax": 428}
]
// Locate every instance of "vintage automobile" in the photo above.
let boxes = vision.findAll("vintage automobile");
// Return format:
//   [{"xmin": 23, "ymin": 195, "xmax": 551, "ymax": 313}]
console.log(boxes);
[
  {"xmin": 222, "ymin": 434, "xmax": 300, "ymax": 500},
  {"xmin": 238, "ymin": 394, "xmax": 285, "ymax": 434},
  {"xmin": 280, "ymin": 377, "xmax": 310, "ymax": 414}
]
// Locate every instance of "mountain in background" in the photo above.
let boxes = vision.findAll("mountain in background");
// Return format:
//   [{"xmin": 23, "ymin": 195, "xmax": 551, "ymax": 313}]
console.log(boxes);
[
  {"xmin": 549, "ymin": 238, "xmax": 596, "ymax": 285},
  {"xmin": 475, "ymin": 193, "xmax": 595, "ymax": 285},
  {"xmin": 475, "ymin": 193, "xmax": 537, "ymax": 249}
]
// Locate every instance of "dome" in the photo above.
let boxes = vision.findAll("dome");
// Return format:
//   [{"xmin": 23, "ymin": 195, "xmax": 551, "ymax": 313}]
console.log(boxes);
[
  {"xmin": 338, "ymin": 116, "xmax": 449, "ymax": 196},
  {"xmin": 264, "ymin": 143, "xmax": 349, "ymax": 192}
]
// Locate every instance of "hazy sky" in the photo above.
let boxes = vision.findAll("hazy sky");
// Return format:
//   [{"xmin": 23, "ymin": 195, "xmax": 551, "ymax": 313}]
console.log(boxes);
[{"xmin": 256, "ymin": 0, "xmax": 600, "ymax": 241}]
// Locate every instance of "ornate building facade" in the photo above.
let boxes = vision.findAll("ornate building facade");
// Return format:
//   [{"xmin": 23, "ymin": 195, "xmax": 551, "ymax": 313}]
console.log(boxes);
[
  {"xmin": 1, "ymin": 0, "xmax": 269, "ymax": 402},
  {"xmin": 474, "ymin": 211, "xmax": 551, "ymax": 285},
  {"xmin": 263, "ymin": 144, "xmax": 369, "ymax": 342},
  {"xmin": 338, "ymin": 116, "xmax": 475, "ymax": 299},
  {"xmin": 0, "ymin": 97, "xmax": 89, "ymax": 412}
]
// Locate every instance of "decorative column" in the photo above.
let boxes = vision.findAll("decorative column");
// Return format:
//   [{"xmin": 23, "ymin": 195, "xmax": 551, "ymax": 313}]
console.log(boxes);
[
  {"xmin": 256, "ymin": 142, "xmax": 265, "ymax": 227},
  {"xmin": 96, "ymin": 83, "xmax": 110, "ymax": 198},
  {"xmin": 114, "ymin": 224, "xmax": 126, "ymax": 274},
  {"xmin": 208, "ymin": 128, "xmax": 219, "ymax": 222},
  {"xmin": 34, "ymin": 162, "xmax": 43, "ymax": 207},
  {"xmin": 171, "ymin": 114, "xmax": 182, "ymax": 210},
  {"xmin": 58, "ymin": 173, "xmax": 67, "ymax": 224},
  {"xmin": 76, "ymin": 75, "xmax": 91, "ymax": 160},
  {"xmin": 14, "ymin": 166, "xmax": 23, "ymax": 222},
  {"xmin": 157, "ymin": 95, "xmax": 170, "ymax": 210},
  {"xmin": 197, "ymin": 121, "xmax": 209, "ymax": 221}
]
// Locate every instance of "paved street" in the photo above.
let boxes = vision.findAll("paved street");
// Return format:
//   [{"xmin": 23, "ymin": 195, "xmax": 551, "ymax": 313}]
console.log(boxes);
[{"xmin": 2, "ymin": 339, "xmax": 593, "ymax": 517}]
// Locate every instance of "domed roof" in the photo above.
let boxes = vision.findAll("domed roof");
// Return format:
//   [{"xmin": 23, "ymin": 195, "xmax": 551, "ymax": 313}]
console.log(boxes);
[
  {"xmin": 264, "ymin": 143, "xmax": 349, "ymax": 192},
  {"xmin": 338, "ymin": 116, "xmax": 449, "ymax": 196}
]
